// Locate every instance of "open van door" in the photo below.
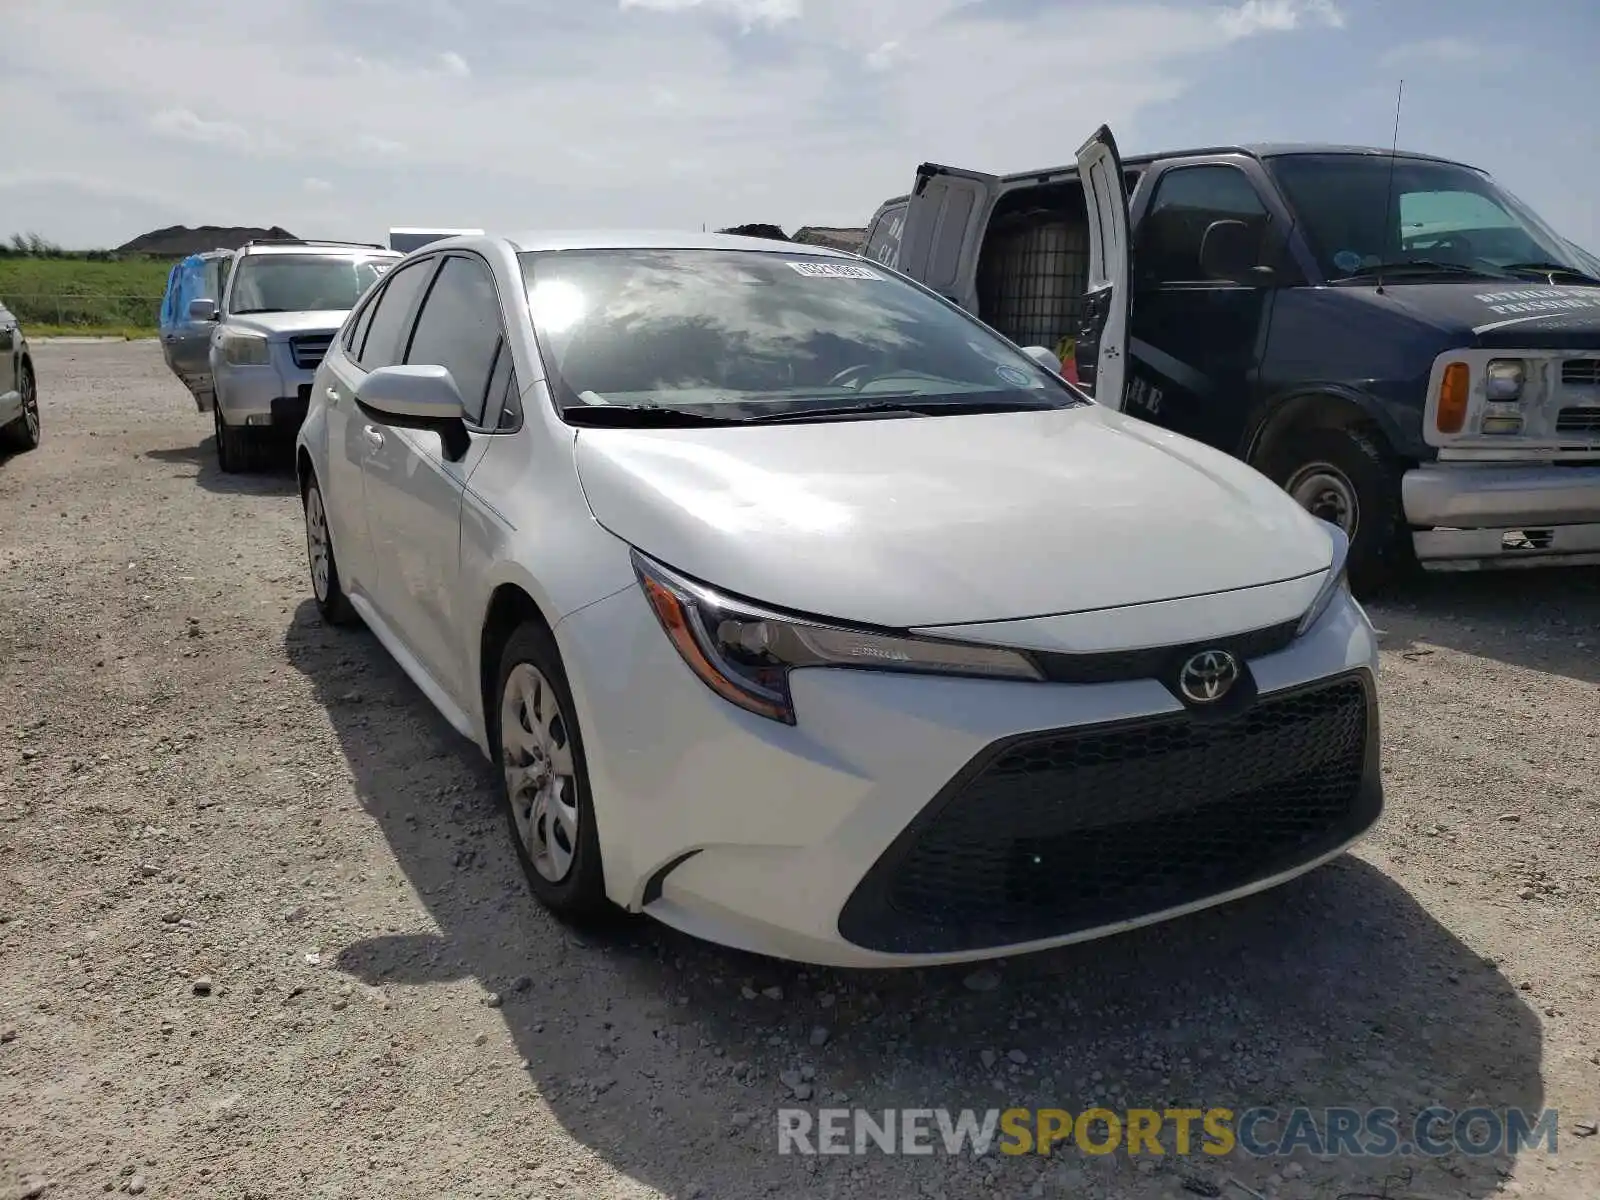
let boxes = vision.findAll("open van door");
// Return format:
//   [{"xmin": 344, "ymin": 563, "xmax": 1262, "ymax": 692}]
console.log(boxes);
[
  {"xmin": 897, "ymin": 164, "xmax": 999, "ymax": 313},
  {"xmin": 1075, "ymin": 126, "xmax": 1131, "ymax": 409}
]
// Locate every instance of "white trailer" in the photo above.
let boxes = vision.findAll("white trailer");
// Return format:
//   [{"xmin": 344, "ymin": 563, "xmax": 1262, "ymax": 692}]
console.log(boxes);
[{"xmin": 388, "ymin": 227, "xmax": 484, "ymax": 253}]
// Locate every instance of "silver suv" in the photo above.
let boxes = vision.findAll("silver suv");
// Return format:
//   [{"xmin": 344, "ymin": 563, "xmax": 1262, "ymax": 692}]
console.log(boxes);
[{"xmin": 189, "ymin": 239, "xmax": 401, "ymax": 472}]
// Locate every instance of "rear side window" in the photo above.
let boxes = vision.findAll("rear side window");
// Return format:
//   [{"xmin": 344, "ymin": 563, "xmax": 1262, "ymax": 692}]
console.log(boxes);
[
  {"xmin": 1136, "ymin": 165, "xmax": 1269, "ymax": 284},
  {"xmin": 356, "ymin": 257, "xmax": 436, "ymax": 370},
  {"xmin": 404, "ymin": 256, "xmax": 504, "ymax": 425}
]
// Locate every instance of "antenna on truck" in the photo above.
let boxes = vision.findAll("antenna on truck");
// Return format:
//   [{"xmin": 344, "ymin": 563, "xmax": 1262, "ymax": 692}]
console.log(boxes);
[{"xmin": 1376, "ymin": 79, "xmax": 1405, "ymax": 296}]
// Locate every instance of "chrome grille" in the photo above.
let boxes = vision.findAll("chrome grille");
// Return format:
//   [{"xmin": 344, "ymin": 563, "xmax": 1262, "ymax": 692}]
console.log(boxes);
[
  {"xmin": 289, "ymin": 333, "xmax": 334, "ymax": 371},
  {"xmin": 1560, "ymin": 359, "xmax": 1600, "ymax": 388},
  {"xmin": 1555, "ymin": 407, "xmax": 1600, "ymax": 434}
]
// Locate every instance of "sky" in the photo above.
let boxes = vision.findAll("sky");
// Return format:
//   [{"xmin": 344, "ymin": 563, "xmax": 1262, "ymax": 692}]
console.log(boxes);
[{"xmin": 2, "ymin": 0, "xmax": 1596, "ymax": 253}]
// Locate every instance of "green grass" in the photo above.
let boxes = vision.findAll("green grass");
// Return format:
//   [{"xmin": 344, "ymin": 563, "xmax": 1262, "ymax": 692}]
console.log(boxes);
[{"xmin": 0, "ymin": 256, "xmax": 172, "ymax": 336}]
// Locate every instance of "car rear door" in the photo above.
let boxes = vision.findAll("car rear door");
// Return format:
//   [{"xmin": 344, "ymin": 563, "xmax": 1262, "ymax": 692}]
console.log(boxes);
[
  {"xmin": 896, "ymin": 164, "xmax": 1000, "ymax": 312},
  {"xmin": 321, "ymin": 253, "xmax": 440, "ymax": 600},
  {"xmin": 1076, "ymin": 125, "xmax": 1132, "ymax": 409},
  {"xmin": 359, "ymin": 252, "xmax": 502, "ymax": 708}
]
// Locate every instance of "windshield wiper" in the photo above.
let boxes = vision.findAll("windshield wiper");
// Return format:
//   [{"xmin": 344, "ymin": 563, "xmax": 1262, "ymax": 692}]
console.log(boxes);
[
  {"xmin": 560, "ymin": 404, "xmax": 752, "ymax": 428},
  {"xmin": 1332, "ymin": 260, "xmax": 1507, "ymax": 282},
  {"xmin": 1501, "ymin": 262, "xmax": 1600, "ymax": 285},
  {"xmin": 744, "ymin": 396, "xmax": 1062, "ymax": 423}
]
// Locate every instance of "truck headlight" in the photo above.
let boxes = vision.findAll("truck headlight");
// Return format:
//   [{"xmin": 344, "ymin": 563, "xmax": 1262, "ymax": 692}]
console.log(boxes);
[
  {"xmin": 1296, "ymin": 519, "xmax": 1350, "ymax": 637},
  {"xmin": 221, "ymin": 331, "xmax": 271, "ymax": 366},
  {"xmin": 1484, "ymin": 358, "xmax": 1524, "ymax": 400},
  {"xmin": 633, "ymin": 550, "xmax": 1044, "ymax": 724}
]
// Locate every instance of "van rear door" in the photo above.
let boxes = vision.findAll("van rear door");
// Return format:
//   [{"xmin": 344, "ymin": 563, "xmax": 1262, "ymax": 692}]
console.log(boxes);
[
  {"xmin": 1076, "ymin": 126, "xmax": 1132, "ymax": 409},
  {"xmin": 897, "ymin": 164, "xmax": 999, "ymax": 312}
]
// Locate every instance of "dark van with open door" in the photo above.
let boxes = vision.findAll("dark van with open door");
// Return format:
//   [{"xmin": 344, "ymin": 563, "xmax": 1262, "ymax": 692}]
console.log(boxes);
[{"xmin": 866, "ymin": 128, "xmax": 1600, "ymax": 589}]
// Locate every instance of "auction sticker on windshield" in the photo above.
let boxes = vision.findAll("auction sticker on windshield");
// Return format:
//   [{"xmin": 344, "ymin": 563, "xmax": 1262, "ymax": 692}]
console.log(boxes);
[{"xmin": 787, "ymin": 262, "xmax": 885, "ymax": 280}]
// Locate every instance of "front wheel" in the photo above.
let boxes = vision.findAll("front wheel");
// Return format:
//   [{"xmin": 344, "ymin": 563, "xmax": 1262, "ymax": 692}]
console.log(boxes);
[
  {"xmin": 0, "ymin": 363, "xmax": 39, "ymax": 453},
  {"xmin": 492, "ymin": 623, "xmax": 611, "ymax": 923},
  {"xmin": 213, "ymin": 396, "xmax": 257, "ymax": 474},
  {"xmin": 1268, "ymin": 426, "xmax": 1413, "ymax": 595}
]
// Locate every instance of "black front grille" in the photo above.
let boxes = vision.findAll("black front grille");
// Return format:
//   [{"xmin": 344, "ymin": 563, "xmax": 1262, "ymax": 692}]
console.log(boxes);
[
  {"xmin": 289, "ymin": 333, "xmax": 333, "ymax": 371},
  {"xmin": 838, "ymin": 674, "xmax": 1378, "ymax": 954},
  {"xmin": 1032, "ymin": 619, "xmax": 1298, "ymax": 687},
  {"xmin": 1561, "ymin": 359, "xmax": 1600, "ymax": 388},
  {"xmin": 1555, "ymin": 407, "xmax": 1600, "ymax": 434}
]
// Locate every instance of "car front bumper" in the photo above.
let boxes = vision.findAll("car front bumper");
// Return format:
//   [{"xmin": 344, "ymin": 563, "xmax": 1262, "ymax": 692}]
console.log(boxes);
[
  {"xmin": 555, "ymin": 581, "xmax": 1382, "ymax": 968},
  {"xmin": 1404, "ymin": 462, "xmax": 1600, "ymax": 569},
  {"xmin": 213, "ymin": 335, "xmax": 332, "ymax": 430}
]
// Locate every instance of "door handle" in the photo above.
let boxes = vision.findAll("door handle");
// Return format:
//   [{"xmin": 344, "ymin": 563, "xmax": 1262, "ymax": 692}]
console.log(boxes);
[
  {"xmin": 363, "ymin": 425, "xmax": 385, "ymax": 449},
  {"xmin": 326, "ymin": 386, "xmax": 341, "ymax": 403}
]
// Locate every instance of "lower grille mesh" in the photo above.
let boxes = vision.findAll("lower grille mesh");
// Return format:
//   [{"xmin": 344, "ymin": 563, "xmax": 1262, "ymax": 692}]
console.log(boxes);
[{"xmin": 839, "ymin": 675, "xmax": 1375, "ymax": 954}]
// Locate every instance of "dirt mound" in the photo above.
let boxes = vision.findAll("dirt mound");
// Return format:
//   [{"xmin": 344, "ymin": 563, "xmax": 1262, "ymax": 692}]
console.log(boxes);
[{"xmin": 115, "ymin": 224, "xmax": 298, "ymax": 256}]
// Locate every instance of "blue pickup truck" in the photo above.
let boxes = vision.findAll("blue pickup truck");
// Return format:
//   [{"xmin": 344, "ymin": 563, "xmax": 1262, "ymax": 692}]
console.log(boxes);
[{"xmin": 866, "ymin": 127, "xmax": 1600, "ymax": 590}]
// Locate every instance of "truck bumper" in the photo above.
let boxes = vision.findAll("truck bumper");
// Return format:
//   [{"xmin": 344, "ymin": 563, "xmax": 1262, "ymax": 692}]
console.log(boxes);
[{"xmin": 1403, "ymin": 463, "xmax": 1600, "ymax": 570}]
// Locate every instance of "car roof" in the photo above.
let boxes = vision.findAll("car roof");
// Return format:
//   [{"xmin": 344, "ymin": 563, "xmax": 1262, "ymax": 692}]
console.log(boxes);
[
  {"xmin": 499, "ymin": 229, "xmax": 857, "ymax": 257},
  {"xmin": 238, "ymin": 240, "xmax": 401, "ymax": 257}
]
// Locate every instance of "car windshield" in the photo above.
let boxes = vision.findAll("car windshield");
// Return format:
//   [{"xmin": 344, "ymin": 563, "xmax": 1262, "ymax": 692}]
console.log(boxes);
[
  {"xmin": 228, "ymin": 254, "xmax": 395, "ymax": 315},
  {"xmin": 518, "ymin": 248, "xmax": 1083, "ymax": 419},
  {"xmin": 1265, "ymin": 153, "xmax": 1596, "ymax": 280}
]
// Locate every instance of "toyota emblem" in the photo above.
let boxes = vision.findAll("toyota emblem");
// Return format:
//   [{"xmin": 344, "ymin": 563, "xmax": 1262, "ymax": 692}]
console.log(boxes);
[{"xmin": 1177, "ymin": 649, "xmax": 1240, "ymax": 704}]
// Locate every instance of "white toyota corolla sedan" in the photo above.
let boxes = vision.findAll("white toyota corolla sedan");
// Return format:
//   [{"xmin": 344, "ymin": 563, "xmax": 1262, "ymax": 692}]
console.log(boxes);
[{"xmin": 295, "ymin": 230, "xmax": 1382, "ymax": 968}]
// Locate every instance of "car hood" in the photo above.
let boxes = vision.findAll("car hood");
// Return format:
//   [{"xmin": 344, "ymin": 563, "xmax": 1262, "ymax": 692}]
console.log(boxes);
[
  {"xmin": 1337, "ymin": 280, "xmax": 1600, "ymax": 350},
  {"xmin": 572, "ymin": 404, "xmax": 1336, "ymax": 628},
  {"xmin": 224, "ymin": 310, "xmax": 348, "ymax": 338}
]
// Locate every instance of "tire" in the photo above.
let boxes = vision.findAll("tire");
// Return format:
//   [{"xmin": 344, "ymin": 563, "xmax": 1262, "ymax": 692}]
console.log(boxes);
[
  {"xmin": 213, "ymin": 395, "xmax": 256, "ymax": 473},
  {"xmin": 491, "ymin": 622, "xmax": 611, "ymax": 923},
  {"xmin": 0, "ymin": 362, "xmax": 39, "ymax": 454},
  {"xmin": 302, "ymin": 474, "xmax": 357, "ymax": 626},
  {"xmin": 1266, "ymin": 425, "xmax": 1413, "ymax": 595}
]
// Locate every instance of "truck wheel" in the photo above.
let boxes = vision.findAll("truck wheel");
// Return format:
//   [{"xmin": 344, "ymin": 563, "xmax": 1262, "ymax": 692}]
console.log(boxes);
[{"xmin": 1270, "ymin": 426, "xmax": 1412, "ymax": 595}]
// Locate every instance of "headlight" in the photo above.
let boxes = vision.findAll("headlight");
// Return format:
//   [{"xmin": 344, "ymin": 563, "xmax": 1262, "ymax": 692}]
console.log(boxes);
[
  {"xmin": 1296, "ymin": 519, "xmax": 1350, "ymax": 637},
  {"xmin": 221, "ymin": 331, "xmax": 271, "ymax": 366},
  {"xmin": 1484, "ymin": 358, "xmax": 1524, "ymax": 400},
  {"xmin": 632, "ymin": 551, "xmax": 1044, "ymax": 724}
]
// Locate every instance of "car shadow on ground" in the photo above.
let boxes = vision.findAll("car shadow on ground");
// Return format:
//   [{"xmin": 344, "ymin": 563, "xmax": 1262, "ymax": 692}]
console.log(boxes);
[
  {"xmin": 282, "ymin": 601, "xmax": 1546, "ymax": 1199},
  {"xmin": 144, "ymin": 438, "xmax": 298, "ymax": 496},
  {"xmin": 1366, "ymin": 566, "xmax": 1600, "ymax": 687}
]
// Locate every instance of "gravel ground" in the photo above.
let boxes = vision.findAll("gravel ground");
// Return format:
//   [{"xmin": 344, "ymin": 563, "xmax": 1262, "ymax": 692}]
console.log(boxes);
[{"xmin": 2, "ymin": 342, "xmax": 1598, "ymax": 1200}]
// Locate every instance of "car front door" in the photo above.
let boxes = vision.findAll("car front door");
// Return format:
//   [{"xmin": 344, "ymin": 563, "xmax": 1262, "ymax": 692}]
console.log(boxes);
[
  {"xmin": 1123, "ymin": 159, "xmax": 1283, "ymax": 448},
  {"xmin": 166, "ymin": 257, "xmax": 221, "ymax": 398},
  {"xmin": 321, "ymin": 254, "xmax": 440, "ymax": 601},
  {"xmin": 1076, "ymin": 125, "xmax": 1132, "ymax": 409},
  {"xmin": 897, "ymin": 164, "xmax": 1000, "ymax": 312},
  {"xmin": 0, "ymin": 303, "xmax": 17, "ymax": 425},
  {"xmin": 360, "ymin": 252, "xmax": 503, "ymax": 707}
]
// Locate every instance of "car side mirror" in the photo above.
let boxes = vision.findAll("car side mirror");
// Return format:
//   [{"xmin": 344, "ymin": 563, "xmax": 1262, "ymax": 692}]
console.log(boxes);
[
  {"xmin": 1198, "ymin": 220, "xmax": 1273, "ymax": 284},
  {"xmin": 188, "ymin": 298, "xmax": 219, "ymax": 322},
  {"xmin": 1020, "ymin": 345, "xmax": 1062, "ymax": 375},
  {"xmin": 354, "ymin": 365, "xmax": 471, "ymax": 461}
]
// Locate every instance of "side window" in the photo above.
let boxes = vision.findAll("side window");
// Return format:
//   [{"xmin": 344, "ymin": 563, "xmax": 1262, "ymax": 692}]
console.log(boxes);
[
  {"xmin": 1136, "ymin": 165, "xmax": 1269, "ymax": 285},
  {"xmin": 483, "ymin": 343, "xmax": 522, "ymax": 430},
  {"xmin": 863, "ymin": 205, "xmax": 906, "ymax": 267},
  {"xmin": 217, "ymin": 257, "xmax": 233, "ymax": 304},
  {"xmin": 344, "ymin": 287, "xmax": 379, "ymax": 355},
  {"xmin": 357, "ymin": 257, "xmax": 435, "ymax": 370},
  {"xmin": 404, "ymin": 255, "xmax": 504, "ymax": 426}
]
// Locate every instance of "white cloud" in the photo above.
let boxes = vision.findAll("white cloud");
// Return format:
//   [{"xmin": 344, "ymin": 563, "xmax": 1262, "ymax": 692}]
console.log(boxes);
[
  {"xmin": 149, "ymin": 108, "xmax": 254, "ymax": 151},
  {"xmin": 303, "ymin": 177, "xmax": 334, "ymax": 192},
  {"xmin": 4, "ymin": 0, "xmax": 1361, "ymax": 247},
  {"xmin": 618, "ymin": 0, "xmax": 802, "ymax": 24},
  {"xmin": 1380, "ymin": 36, "xmax": 1484, "ymax": 68},
  {"xmin": 1219, "ymin": 0, "xmax": 1344, "ymax": 36}
]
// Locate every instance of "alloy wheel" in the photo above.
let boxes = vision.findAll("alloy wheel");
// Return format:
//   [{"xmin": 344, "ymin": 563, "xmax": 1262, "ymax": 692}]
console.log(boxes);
[
  {"xmin": 305, "ymin": 486, "xmax": 331, "ymax": 602},
  {"xmin": 500, "ymin": 663, "xmax": 580, "ymax": 883},
  {"xmin": 21, "ymin": 369, "xmax": 38, "ymax": 442}
]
